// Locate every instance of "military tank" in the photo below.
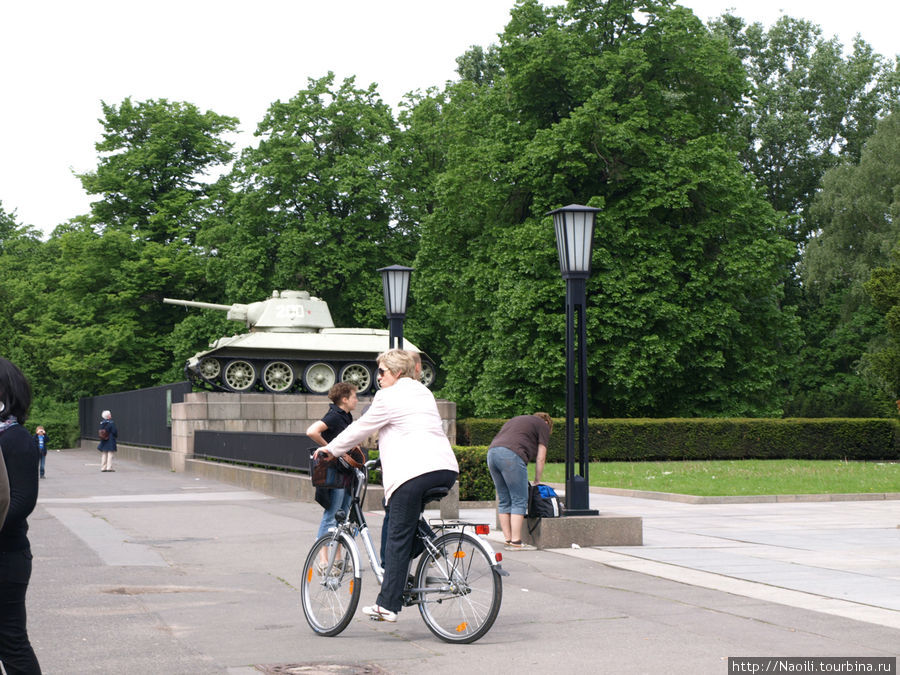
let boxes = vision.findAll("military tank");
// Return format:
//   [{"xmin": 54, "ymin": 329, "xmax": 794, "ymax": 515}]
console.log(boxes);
[{"xmin": 164, "ymin": 290, "xmax": 436, "ymax": 394}]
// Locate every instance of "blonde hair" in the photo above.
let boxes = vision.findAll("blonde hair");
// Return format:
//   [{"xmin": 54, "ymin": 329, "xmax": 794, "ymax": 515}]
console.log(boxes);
[
  {"xmin": 377, "ymin": 349, "xmax": 416, "ymax": 379},
  {"xmin": 533, "ymin": 412, "xmax": 553, "ymax": 434}
]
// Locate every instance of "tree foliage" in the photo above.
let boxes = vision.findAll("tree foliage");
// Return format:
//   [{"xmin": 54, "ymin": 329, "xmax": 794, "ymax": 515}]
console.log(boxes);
[
  {"xmin": 1, "ymin": 0, "xmax": 897, "ymax": 426},
  {"xmin": 709, "ymin": 14, "xmax": 896, "ymax": 242},
  {"xmin": 411, "ymin": 0, "xmax": 800, "ymax": 417},
  {"xmin": 77, "ymin": 98, "xmax": 238, "ymax": 244},
  {"xmin": 785, "ymin": 113, "xmax": 900, "ymax": 412},
  {"xmin": 203, "ymin": 74, "xmax": 414, "ymax": 328}
]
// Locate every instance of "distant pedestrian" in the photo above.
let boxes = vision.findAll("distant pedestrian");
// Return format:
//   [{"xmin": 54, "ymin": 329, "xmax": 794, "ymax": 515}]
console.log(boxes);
[
  {"xmin": 98, "ymin": 410, "xmax": 118, "ymax": 472},
  {"xmin": 33, "ymin": 427, "xmax": 47, "ymax": 479},
  {"xmin": 487, "ymin": 412, "xmax": 552, "ymax": 551},
  {"xmin": 0, "ymin": 357, "xmax": 42, "ymax": 673}
]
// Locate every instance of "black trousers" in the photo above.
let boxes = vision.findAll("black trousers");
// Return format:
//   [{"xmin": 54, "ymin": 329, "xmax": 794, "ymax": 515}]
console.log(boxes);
[
  {"xmin": 376, "ymin": 470, "xmax": 457, "ymax": 613},
  {"xmin": 0, "ymin": 549, "xmax": 41, "ymax": 674}
]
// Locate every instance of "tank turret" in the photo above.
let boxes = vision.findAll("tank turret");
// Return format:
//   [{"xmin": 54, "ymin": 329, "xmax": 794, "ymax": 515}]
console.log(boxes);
[
  {"xmin": 164, "ymin": 290, "xmax": 334, "ymax": 332},
  {"xmin": 164, "ymin": 290, "xmax": 435, "ymax": 395}
]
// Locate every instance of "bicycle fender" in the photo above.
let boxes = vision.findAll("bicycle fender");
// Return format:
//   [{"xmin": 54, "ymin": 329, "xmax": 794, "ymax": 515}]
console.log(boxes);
[
  {"xmin": 337, "ymin": 531, "xmax": 363, "ymax": 578},
  {"xmin": 468, "ymin": 534, "xmax": 509, "ymax": 576}
]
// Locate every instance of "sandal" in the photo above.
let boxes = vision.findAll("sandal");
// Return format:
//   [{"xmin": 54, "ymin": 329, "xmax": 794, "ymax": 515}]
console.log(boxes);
[{"xmin": 504, "ymin": 540, "xmax": 536, "ymax": 551}]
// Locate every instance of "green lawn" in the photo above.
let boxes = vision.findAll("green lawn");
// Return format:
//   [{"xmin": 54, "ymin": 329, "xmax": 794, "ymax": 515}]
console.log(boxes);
[{"xmin": 531, "ymin": 459, "xmax": 900, "ymax": 496}]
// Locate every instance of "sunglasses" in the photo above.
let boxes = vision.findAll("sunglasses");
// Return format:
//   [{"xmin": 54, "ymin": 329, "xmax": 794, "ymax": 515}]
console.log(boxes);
[{"xmin": 377, "ymin": 368, "xmax": 386, "ymax": 377}]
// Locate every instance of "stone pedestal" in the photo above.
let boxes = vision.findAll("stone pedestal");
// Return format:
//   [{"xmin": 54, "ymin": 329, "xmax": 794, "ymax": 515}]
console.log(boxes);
[
  {"xmin": 169, "ymin": 391, "xmax": 457, "ymax": 473},
  {"xmin": 521, "ymin": 514, "xmax": 643, "ymax": 548}
]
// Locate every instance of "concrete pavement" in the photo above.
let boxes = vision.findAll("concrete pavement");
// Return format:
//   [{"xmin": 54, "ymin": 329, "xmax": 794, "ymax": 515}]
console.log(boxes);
[{"xmin": 24, "ymin": 449, "xmax": 900, "ymax": 674}]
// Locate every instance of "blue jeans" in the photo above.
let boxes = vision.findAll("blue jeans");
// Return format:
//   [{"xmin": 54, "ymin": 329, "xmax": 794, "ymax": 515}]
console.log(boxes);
[
  {"xmin": 39, "ymin": 454, "xmax": 46, "ymax": 477},
  {"xmin": 487, "ymin": 446, "xmax": 529, "ymax": 515},
  {"xmin": 316, "ymin": 488, "xmax": 352, "ymax": 539}
]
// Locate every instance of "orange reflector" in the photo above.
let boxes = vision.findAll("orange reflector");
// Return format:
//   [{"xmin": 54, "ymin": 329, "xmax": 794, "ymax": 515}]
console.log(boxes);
[
  {"xmin": 453, "ymin": 550, "xmax": 466, "ymax": 559},
  {"xmin": 475, "ymin": 524, "xmax": 490, "ymax": 535},
  {"xmin": 307, "ymin": 567, "xmax": 313, "ymax": 583},
  {"xmin": 349, "ymin": 579, "xmax": 354, "ymax": 594},
  {"xmin": 456, "ymin": 622, "xmax": 469, "ymax": 633}
]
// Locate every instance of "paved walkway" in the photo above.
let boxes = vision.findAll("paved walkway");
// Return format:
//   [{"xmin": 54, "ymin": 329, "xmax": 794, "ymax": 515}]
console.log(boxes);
[
  {"xmin": 24, "ymin": 449, "xmax": 900, "ymax": 674},
  {"xmin": 535, "ymin": 491, "xmax": 900, "ymax": 630}
]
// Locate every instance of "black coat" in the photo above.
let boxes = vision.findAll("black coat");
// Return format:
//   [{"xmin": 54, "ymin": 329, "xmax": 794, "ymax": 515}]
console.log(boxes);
[{"xmin": 97, "ymin": 419, "xmax": 118, "ymax": 452}]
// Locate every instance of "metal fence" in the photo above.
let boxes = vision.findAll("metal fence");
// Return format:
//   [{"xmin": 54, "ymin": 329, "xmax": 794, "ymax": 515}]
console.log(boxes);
[
  {"xmin": 79, "ymin": 381, "xmax": 193, "ymax": 449},
  {"xmin": 193, "ymin": 430, "xmax": 314, "ymax": 472}
]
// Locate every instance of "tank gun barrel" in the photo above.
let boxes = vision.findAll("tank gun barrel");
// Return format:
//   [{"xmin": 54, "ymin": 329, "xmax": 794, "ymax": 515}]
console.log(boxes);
[{"xmin": 164, "ymin": 298, "xmax": 234, "ymax": 312}]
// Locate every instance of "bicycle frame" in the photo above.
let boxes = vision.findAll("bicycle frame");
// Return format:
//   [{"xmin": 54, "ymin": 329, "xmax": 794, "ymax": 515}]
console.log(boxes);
[
  {"xmin": 327, "ymin": 459, "xmax": 507, "ymax": 585},
  {"xmin": 302, "ymin": 457, "xmax": 507, "ymax": 642}
]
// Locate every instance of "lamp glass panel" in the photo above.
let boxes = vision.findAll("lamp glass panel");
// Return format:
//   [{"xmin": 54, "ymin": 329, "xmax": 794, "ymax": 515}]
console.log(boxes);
[
  {"xmin": 383, "ymin": 269, "xmax": 410, "ymax": 315},
  {"xmin": 553, "ymin": 209, "xmax": 595, "ymax": 275}
]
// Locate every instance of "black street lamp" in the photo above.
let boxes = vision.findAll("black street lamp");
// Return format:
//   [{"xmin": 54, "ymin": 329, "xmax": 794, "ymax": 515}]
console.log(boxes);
[
  {"xmin": 378, "ymin": 265, "xmax": 414, "ymax": 349},
  {"xmin": 549, "ymin": 204, "xmax": 601, "ymax": 516}
]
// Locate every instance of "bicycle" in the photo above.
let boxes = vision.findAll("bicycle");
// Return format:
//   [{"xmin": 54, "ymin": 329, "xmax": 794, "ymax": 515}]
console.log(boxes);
[{"xmin": 300, "ymin": 456, "xmax": 508, "ymax": 643}]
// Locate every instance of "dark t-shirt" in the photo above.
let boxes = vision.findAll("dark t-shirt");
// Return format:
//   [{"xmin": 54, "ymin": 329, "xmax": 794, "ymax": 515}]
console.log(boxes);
[
  {"xmin": 489, "ymin": 415, "xmax": 550, "ymax": 463},
  {"xmin": 319, "ymin": 403, "xmax": 353, "ymax": 444}
]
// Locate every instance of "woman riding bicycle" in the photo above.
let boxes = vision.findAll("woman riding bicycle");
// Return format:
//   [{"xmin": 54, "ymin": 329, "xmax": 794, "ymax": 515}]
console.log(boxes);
[{"xmin": 316, "ymin": 348, "xmax": 458, "ymax": 623}]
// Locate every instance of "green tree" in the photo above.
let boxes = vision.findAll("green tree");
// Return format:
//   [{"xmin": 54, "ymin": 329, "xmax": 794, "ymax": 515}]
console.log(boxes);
[
  {"xmin": 865, "ymin": 250, "xmax": 900, "ymax": 401},
  {"xmin": 77, "ymin": 98, "xmax": 238, "ymax": 244},
  {"xmin": 208, "ymin": 73, "xmax": 414, "ymax": 328},
  {"xmin": 792, "ymin": 113, "xmax": 900, "ymax": 414},
  {"xmin": 0, "ymin": 202, "xmax": 44, "ymax": 376},
  {"xmin": 21, "ymin": 99, "xmax": 240, "ymax": 399},
  {"xmin": 804, "ymin": 114, "xmax": 900, "ymax": 298},
  {"xmin": 709, "ymin": 14, "xmax": 895, "ymax": 242},
  {"xmin": 413, "ymin": 0, "xmax": 800, "ymax": 417}
]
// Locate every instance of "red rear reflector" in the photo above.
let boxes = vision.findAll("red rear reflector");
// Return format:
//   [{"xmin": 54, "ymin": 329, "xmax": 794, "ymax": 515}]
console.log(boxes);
[
  {"xmin": 495, "ymin": 552, "xmax": 503, "ymax": 563},
  {"xmin": 475, "ymin": 524, "xmax": 490, "ymax": 535}
]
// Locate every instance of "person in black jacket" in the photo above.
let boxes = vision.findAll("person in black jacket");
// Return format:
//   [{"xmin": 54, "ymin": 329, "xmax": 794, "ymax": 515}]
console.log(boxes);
[
  {"xmin": 0, "ymin": 357, "xmax": 42, "ymax": 674},
  {"xmin": 0, "ymin": 446, "xmax": 9, "ymax": 527},
  {"xmin": 306, "ymin": 383, "xmax": 358, "ymax": 539},
  {"xmin": 97, "ymin": 410, "xmax": 118, "ymax": 472}
]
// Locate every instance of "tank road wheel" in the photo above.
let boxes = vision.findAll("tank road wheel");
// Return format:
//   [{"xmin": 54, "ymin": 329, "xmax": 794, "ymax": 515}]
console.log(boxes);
[
  {"xmin": 198, "ymin": 357, "xmax": 222, "ymax": 381},
  {"xmin": 262, "ymin": 361, "xmax": 295, "ymax": 393},
  {"xmin": 339, "ymin": 363, "xmax": 372, "ymax": 393},
  {"xmin": 303, "ymin": 362, "xmax": 336, "ymax": 394},
  {"xmin": 223, "ymin": 360, "xmax": 257, "ymax": 391},
  {"xmin": 420, "ymin": 360, "xmax": 437, "ymax": 388}
]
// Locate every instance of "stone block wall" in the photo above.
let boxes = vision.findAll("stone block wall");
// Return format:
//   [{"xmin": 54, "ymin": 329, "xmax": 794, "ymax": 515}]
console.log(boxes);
[{"xmin": 170, "ymin": 391, "xmax": 457, "ymax": 472}]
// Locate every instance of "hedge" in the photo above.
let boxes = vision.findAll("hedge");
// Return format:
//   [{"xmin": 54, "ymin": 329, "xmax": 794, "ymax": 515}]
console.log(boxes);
[{"xmin": 457, "ymin": 417, "xmax": 900, "ymax": 462}]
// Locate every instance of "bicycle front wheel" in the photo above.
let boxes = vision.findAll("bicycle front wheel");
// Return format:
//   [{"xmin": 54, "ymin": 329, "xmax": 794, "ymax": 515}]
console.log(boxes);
[
  {"xmin": 300, "ymin": 533, "xmax": 361, "ymax": 636},
  {"xmin": 415, "ymin": 532, "xmax": 502, "ymax": 643}
]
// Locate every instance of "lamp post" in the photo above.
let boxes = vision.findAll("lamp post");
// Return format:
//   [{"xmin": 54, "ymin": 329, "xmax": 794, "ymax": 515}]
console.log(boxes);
[
  {"xmin": 549, "ymin": 204, "xmax": 601, "ymax": 516},
  {"xmin": 378, "ymin": 265, "xmax": 414, "ymax": 349}
]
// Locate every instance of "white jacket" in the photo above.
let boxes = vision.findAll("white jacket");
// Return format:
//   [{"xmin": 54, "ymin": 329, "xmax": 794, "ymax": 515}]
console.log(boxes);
[{"xmin": 325, "ymin": 377, "xmax": 458, "ymax": 503}]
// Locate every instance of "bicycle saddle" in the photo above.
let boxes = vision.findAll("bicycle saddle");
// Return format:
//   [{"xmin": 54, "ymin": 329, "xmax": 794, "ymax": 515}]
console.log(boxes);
[{"xmin": 421, "ymin": 486, "xmax": 450, "ymax": 509}]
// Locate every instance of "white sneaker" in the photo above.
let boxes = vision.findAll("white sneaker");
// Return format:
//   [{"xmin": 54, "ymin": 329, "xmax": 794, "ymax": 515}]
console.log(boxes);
[{"xmin": 362, "ymin": 604, "xmax": 397, "ymax": 622}]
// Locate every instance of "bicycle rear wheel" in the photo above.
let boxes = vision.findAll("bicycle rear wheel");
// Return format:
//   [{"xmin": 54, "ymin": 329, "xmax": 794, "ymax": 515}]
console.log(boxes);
[
  {"xmin": 415, "ymin": 532, "xmax": 502, "ymax": 643},
  {"xmin": 300, "ymin": 533, "xmax": 361, "ymax": 636}
]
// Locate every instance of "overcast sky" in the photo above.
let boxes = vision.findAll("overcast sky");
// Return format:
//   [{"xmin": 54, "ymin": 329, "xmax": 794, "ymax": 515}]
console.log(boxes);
[{"xmin": 2, "ymin": 0, "xmax": 897, "ymax": 237}]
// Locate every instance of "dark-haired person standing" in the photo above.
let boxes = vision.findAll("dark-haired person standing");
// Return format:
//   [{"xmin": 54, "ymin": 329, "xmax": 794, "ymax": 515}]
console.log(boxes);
[{"xmin": 0, "ymin": 357, "xmax": 42, "ymax": 674}]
